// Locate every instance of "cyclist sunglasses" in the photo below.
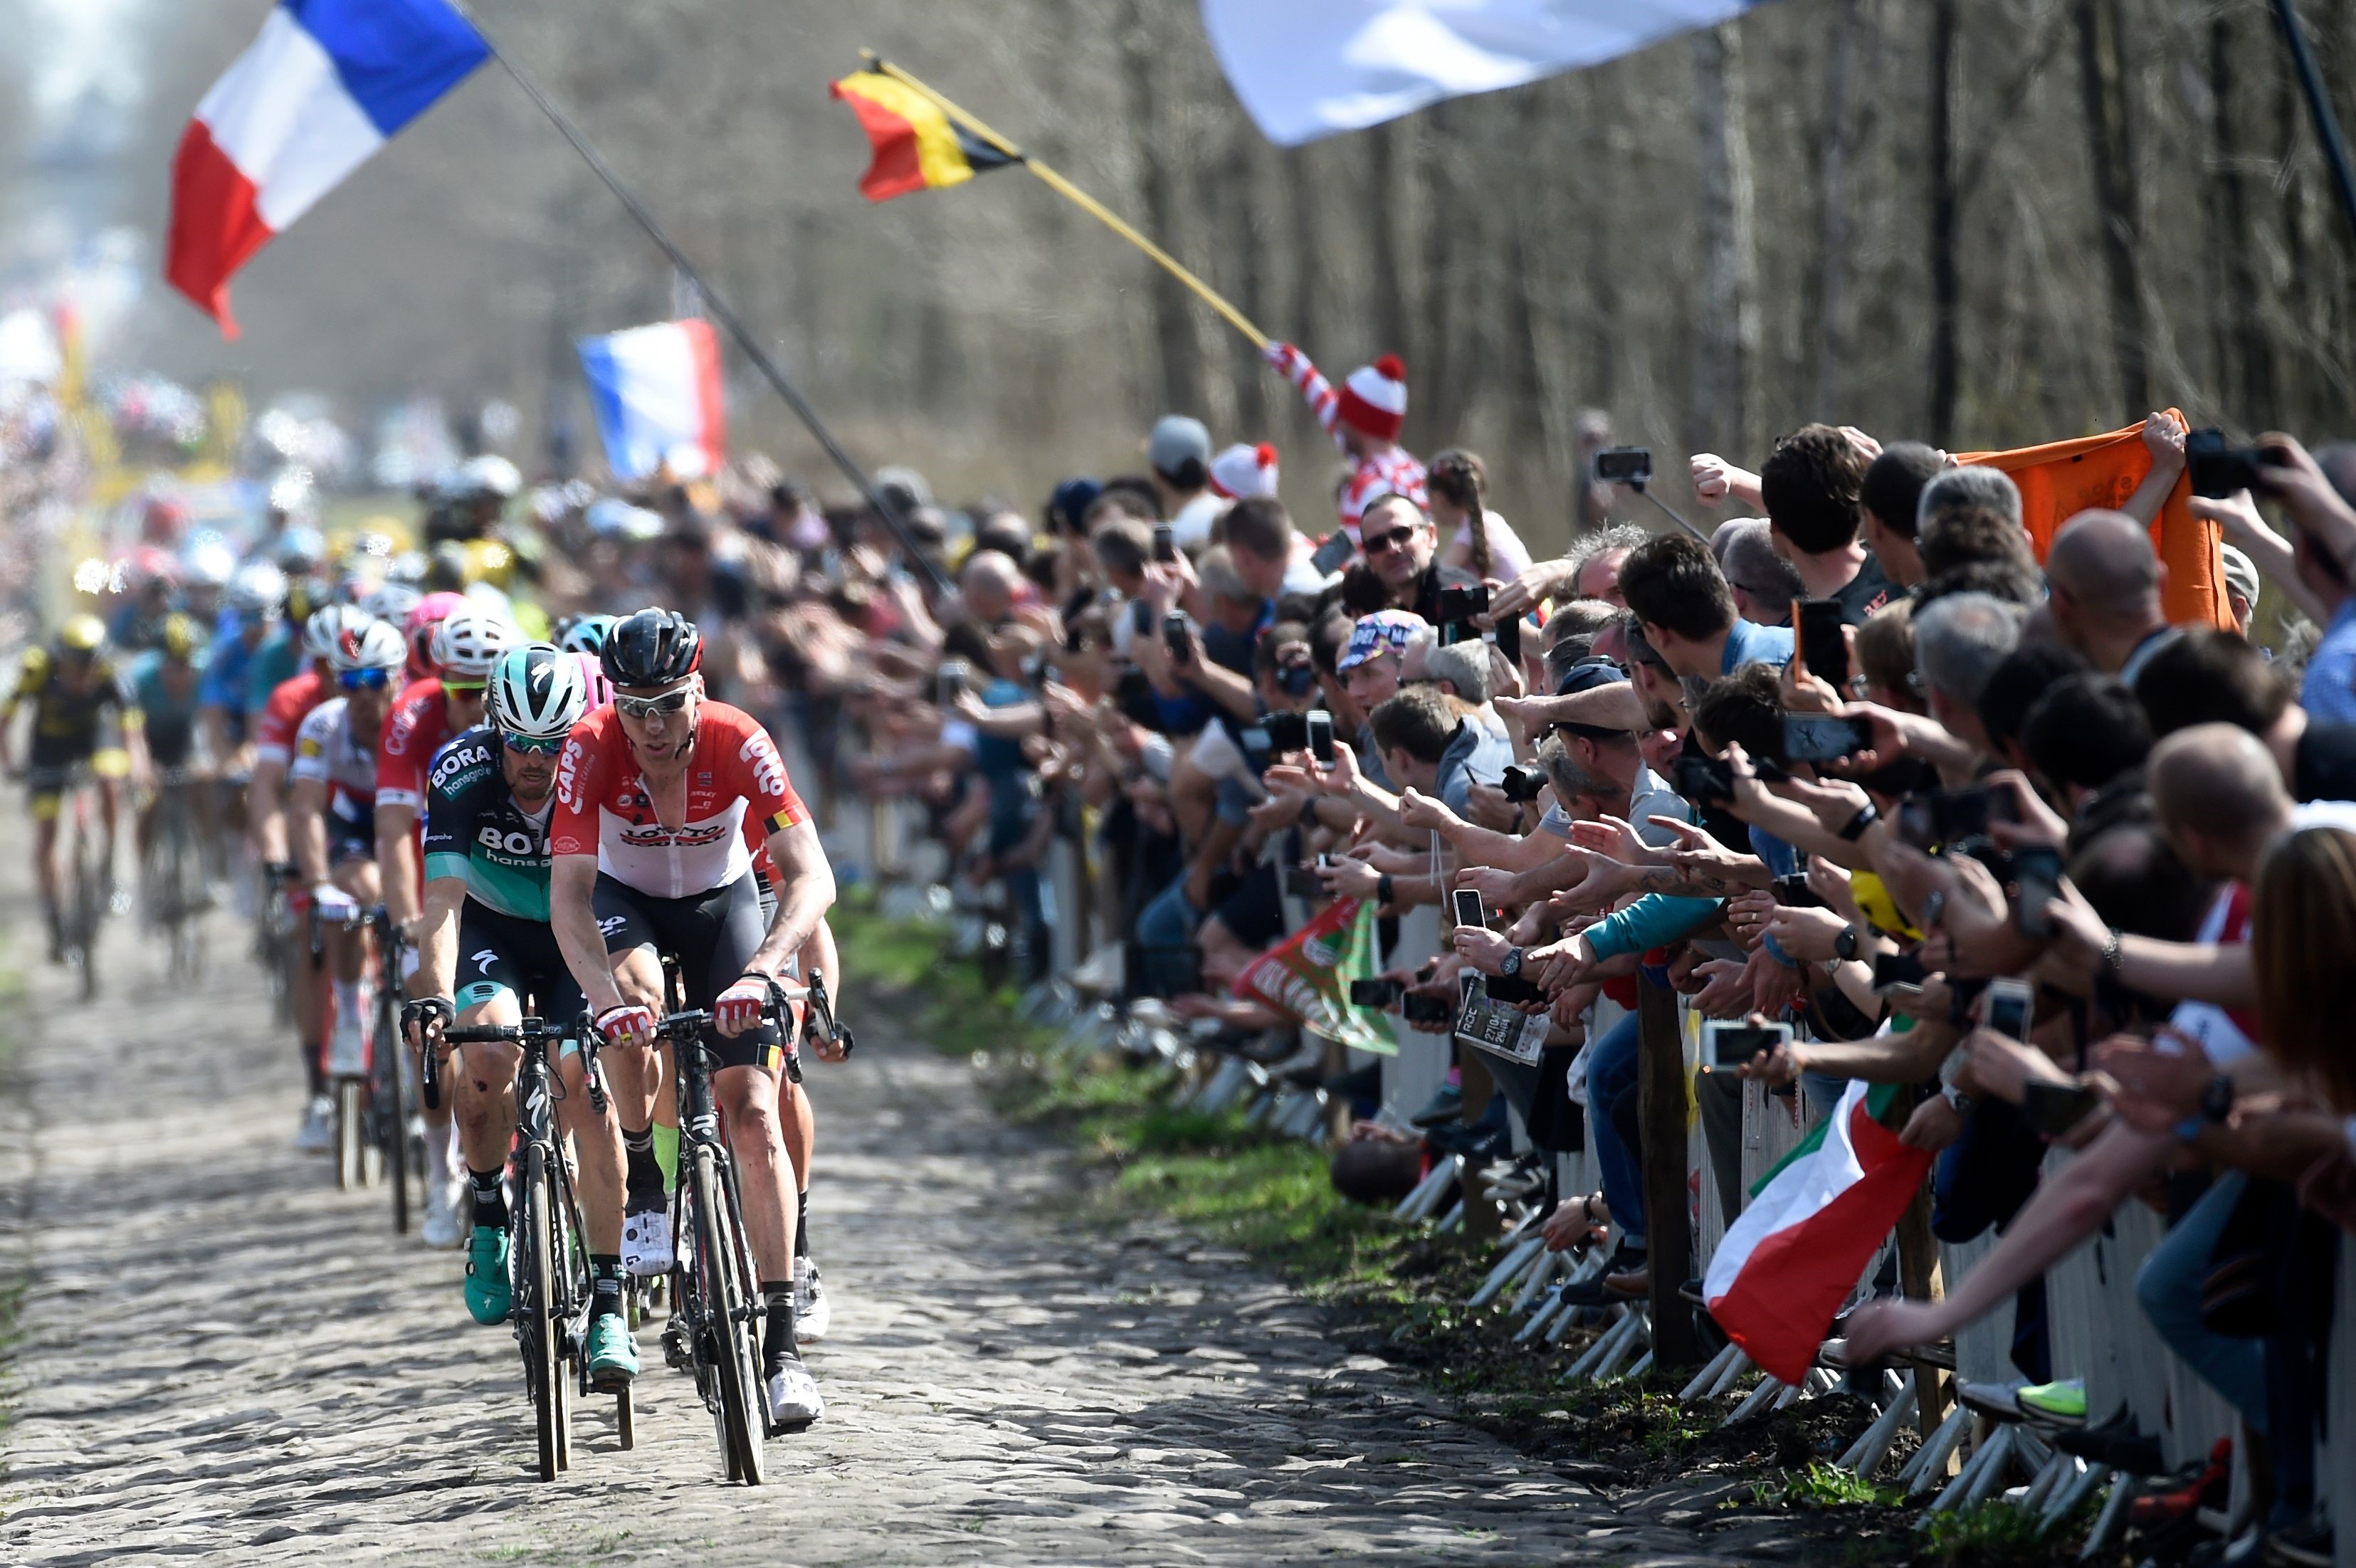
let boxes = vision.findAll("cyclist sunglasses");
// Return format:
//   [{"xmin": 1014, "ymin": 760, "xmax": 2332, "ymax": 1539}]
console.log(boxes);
[
  {"xmin": 502, "ymin": 731, "xmax": 566, "ymax": 755},
  {"xmin": 441, "ymin": 679, "xmax": 485, "ymax": 698},
  {"xmin": 615, "ymin": 690, "xmax": 692, "ymax": 720},
  {"xmin": 339, "ymin": 668, "xmax": 391, "ymax": 691}
]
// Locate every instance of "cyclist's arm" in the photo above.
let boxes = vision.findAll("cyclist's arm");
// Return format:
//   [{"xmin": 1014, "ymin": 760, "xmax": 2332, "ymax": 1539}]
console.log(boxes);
[
  {"xmin": 376, "ymin": 805, "xmax": 422, "ymax": 928},
  {"xmin": 552, "ymin": 851, "xmax": 624, "ymax": 1016},
  {"xmin": 414, "ymin": 874, "xmax": 466, "ymax": 1002},
  {"xmin": 289, "ymin": 775, "xmax": 330, "ymax": 886},
  {"xmin": 745, "ymin": 816, "xmax": 837, "ymax": 983},
  {"xmin": 250, "ymin": 759, "xmax": 290, "ymax": 865},
  {"xmin": 797, "ymin": 917, "xmax": 838, "ymax": 984}
]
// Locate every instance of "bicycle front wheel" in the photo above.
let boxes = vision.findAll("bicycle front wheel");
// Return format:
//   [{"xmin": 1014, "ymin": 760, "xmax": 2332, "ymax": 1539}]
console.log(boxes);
[
  {"xmin": 333, "ymin": 1078, "xmax": 363, "ymax": 1191},
  {"xmin": 378, "ymin": 992, "xmax": 411, "ymax": 1235},
  {"xmin": 521, "ymin": 1143, "xmax": 567, "ymax": 1480},
  {"xmin": 692, "ymin": 1146, "xmax": 764, "ymax": 1485}
]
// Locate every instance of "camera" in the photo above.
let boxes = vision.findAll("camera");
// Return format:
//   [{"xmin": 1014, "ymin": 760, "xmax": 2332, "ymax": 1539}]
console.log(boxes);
[
  {"xmin": 1500, "ymin": 763, "xmax": 1545, "ymax": 803},
  {"xmin": 1772, "ymin": 871, "xmax": 1821, "ymax": 909},
  {"xmin": 1349, "ymin": 977, "xmax": 1405, "ymax": 1010},
  {"xmin": 2186, "ymin": 428, "xmax": 2264, "ymax": 500},
  {"xmin": 1594, "ymin": 447, "xmax": 1653, "ymax": 486},
  {"xmin": 1402, "ymin": 991, "xmax": 1451, "ymax": 1026},
  {"xmin": 1671, "ymin": 752, "xmax": 1736, "ymax": 805},
  {"xmin": 1895, "ymin": 785, "xmax": 2016, "ymax": 849},
  {"xmin": 935, "ymin": 659, "xmax": 969, "ymax": 707},
  {"xmin": 1162, "ymin": 611, "xmax": 1192, "ymax": 665},
  {"xmin": 1434, "ymin": 583, "xmax": 1490, "ymax": 627}
]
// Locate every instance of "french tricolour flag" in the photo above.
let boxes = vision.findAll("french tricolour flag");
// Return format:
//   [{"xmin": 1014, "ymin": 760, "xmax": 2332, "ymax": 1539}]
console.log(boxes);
[
  {"xmin": 577, "ymin": 320, "xmax": 728, "ymax": 483},
  {"xmin": 166, "ymin": 0, "xmax": 490, "ymax": 337}
]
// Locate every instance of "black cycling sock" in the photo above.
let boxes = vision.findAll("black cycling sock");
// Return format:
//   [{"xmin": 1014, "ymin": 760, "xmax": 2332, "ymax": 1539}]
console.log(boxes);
[
  {"xmin": 590, "ymin": 1255, "xmax": 625, "ymax": 1321},
  {"xmin": 762, "ymin": 1282, "xmax": 798, "ymax": 1373},
  {"xmin": 301, "ymin": 1041, "xmax": 326, "ymax": 1099},
  {"xmin": 468, "ymin": 1167, "xmax": 508, "ymax": 1229},
  {"xmin": 621, "ymin": 1125, "xmax": 661, "ymax": 1196},
  {"xmin": 794, "ymin": 1189, "xmax": 810, "ymax": 1260}
]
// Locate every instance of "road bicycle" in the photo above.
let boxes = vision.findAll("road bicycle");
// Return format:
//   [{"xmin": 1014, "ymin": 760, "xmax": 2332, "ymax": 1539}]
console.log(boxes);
[
  {"xmin": 53, "ymin": 767, "xmax": 107, "ymax": 1004},
  {"xmin": 140, "ymin": 765, "xmax": 210, "ymax": 980},
  {"xmin": 439, "ymin": 1011, "xmax": 632, "ymax": 1480},
  {"xmin": 365, "ymin": 908, "xmax": 417, "ymax": 1235}
]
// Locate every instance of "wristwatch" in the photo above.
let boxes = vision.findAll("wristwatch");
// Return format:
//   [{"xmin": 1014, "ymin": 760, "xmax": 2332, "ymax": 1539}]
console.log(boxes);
[
  {"xmin": 1833, "ymin": 924, "xmax": 1859, "ymax": 962},
  {"xmin": 2099, "ymin": 927, "xmax": 2126, "ymax": 972},
  {"xmin": 2201, "ymin": 1074, "xmax": 2236, "ymax": 1125},
  {"xmin": 1500, "ymin": 946, "xmax": 1524, "ymax": 978}
]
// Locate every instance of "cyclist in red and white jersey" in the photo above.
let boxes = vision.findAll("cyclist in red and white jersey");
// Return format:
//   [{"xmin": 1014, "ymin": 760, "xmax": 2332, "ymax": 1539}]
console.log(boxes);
[
  {"xmin": 288, "ymin": 619, "xmax": 406, "ymax": 1145},
  {"xmin": 378, "ymin": 604, "xmax": 514, "ymax": 1246},
  {"xmin": 256, "ymin": 604, "xmax": 373, "ymax": 1150},
  {"xmin": 550, "ymin": 608, "xmax": 836, "ymax": 1429}
]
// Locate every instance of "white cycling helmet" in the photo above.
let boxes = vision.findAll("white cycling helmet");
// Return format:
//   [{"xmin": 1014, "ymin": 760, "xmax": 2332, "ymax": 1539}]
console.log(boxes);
[
  {"xmin": 487, "ymin": 644, "xmax": 589, "ymax": 740},
  {"xmin": 329, "ymin": 619, "xmax": 406, "ymax": 674},
  {"xmin": 303, "ymin": 604, "xmax": 378, "ymax": 665},
  {"xmin": 428, "ymin": 605, "xmax": 516, "ymax": 680},
  {"xmin": 361, "ymin": 581, "xmax": 424, "ymax": 624},
  {"xmin": 555, "ymin": 614, "xmax": 617, "ymax": 656},
  {"xmin": 228, "ymin": 561, "xmax": 289, "ymax": 619}
]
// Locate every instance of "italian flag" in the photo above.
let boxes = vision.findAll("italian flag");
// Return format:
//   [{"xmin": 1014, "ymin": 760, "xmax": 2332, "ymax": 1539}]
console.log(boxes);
[{"xmin": 1703, "ymin": 1080, "xmax": 1934, "ymax": 1383}]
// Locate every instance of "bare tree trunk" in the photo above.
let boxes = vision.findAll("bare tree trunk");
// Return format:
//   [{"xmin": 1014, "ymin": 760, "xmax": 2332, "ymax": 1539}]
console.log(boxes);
[
  {"xmin": 1367, "ymin": 122, "xmax": 1412, "ymax": 359},
  {"xmin": 1116, "ymin": 0, "xmax": 1206, "ymax": 416},
  {"xmin": 1927, "ymin": 0, "xmax": 1962, "ymax": 447},
  {"xmin": 1690, "ymin": 23, "xmax": 1760, "ymax": 463},
  {"xmin": 1810, "ymin": 0, "xmax": 1861, "ymax": 417},
  {"xmin": 2211, "ymin": 12, "xmax": 2276, "ymax": 428},
  {"xmin": 2076, "ymin": 0, "xmax": 2151, "ymax": 414},
  {"xmin": 1222, "ymin": 130, "xmax": 1271, "ymax": 436}
]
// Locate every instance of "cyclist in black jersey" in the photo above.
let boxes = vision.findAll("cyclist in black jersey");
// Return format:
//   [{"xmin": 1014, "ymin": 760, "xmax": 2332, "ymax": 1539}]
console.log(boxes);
[
  {"xmin": 406, "ymin": 644, "xmax": 638, "ymax": 1385},
  {"xmin": 1, "ymin": 614, "xmax": 149, "ymax": 958}
]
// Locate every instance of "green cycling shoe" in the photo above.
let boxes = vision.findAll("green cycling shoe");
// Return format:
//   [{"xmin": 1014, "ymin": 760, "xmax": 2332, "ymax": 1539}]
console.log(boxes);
[
  {"xmin": 463, "ymin": 1226, "xmax": 512, "ymax": 1325},
  {"xmin": 587, "ymin": 1311, "xmax": 640, "ymax": 1387}
]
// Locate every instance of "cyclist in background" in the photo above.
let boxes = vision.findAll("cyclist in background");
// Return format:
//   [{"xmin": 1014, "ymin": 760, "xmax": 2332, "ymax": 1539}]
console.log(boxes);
[
  {"xmin": 256, "ymin": 604, "xmax": 375, "ymax": 1150},
  {"xmin": 288, "ymin": 619, "xmax": 406, "ymax": 1145},
  {"xmin": 124, "ymin": 613, "xmax": 209, "ymax": 870},
  {"xmin": 406, "ymin": 646, "xmax": 640, "ymax": 1384},
  {"xmin": 197, "ymin": 562, "xmax": 287, "ymax": 783},
  {"xmin": 380, "ymin": 604, "xmax": 515, "ymax": 1247},
  {"xmin": 108, "ymin": 549, "xmax": 179, "ymax": 654},
  {"xmin": 1, "ymin": 615, "xmax": 147, "ymax": 959},
  {"xmin": 551, "ymin": 609, "xmax": 838, "ymax": 1429}
]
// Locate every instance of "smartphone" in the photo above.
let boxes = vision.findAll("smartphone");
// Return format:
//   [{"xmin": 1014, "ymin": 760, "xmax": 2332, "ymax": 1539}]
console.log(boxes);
[
  {"xmin": 1152, "ymin": 522, "xmax": 1178, "ymax": 563},
  {"xmin": 1594, "ymin": 447, "xmax": 1653, "ymax": 486},
  {"xmin": 1162, "ymin": 611, "xmax": 1192, "ymax": 664},
  {"xmin": 1703, "ymin": 1019, "xmax": 1793, "ymax": 1068},
  {"xmin": 1130, "ymin": 598, "xmax": 1153, "ymax": 638},
  {"xmin": 1306, "ymin": 710, "xmax": 1335, "ymax": 766},
  {"xmin": 1873, "ymin": 950, "xmax": 1930, "ymax": 991},
  {"xmin": 1484, "ymin": 973, "xmax": 1547, "ymax": 1006},
  {"xmin": 1794, "ymin": 599, "xmax": 1851, "ymax": 689},
  {"xmin": 2021, "ymin": 1078, "xmax": 2104, "ymax": 1139},
  {"xmin": 2186, "ymin": 428, "xmax": 2263, "ymax": 500},
  {"xmin": 1500, "ymin": 763, "xmax": 1545, "ymax": 803},
  {"xmin": 2009, "ymin": 844, "xmax": 2063, "ymax": 940},
  {"xmin": 1780, "ymin": 713, "xmax": 1873, "ymax": 764},
  {"xmin": 1279, "ymin": 863, "xmax": 1322, "ymax": 898},
  {"xmin": 1434, "ymin": 583, "xmax": 1490, "ymax": 627},
  {"xmin": 1452, "ymin": 888, "xmax": 1487, "ymax": 930},
  {"xmin": 1772, "ymin": 871, "xmax": 1821, "ymax": 909},
  {"xmin": 1310, "ymin": 532, "xmax": 1356, "ymax": 575},
  {"xmin": 1895, "ymin": 786, "xmax": 2016, "ymax": 848},
  {"xmin": 1349, "ymin": 977, "xmax": 1405, "ymax": 1010},
  {"xmin": 1979, "ymin": 977, "xmax": 2034, "ymax": 1041},
  {"xmin": 1263, "ymin": 710, "xmax": 1309, "ymax": 754},
  {"xmin": 935, "ymin": 659, "xmax": 970, "ymax": 706},
  {"xmin": 1671, "ymin": 752, "xmax": 1735, "ymax": 805},
  {"xmin": 1403, "ymin": 992, "xmax": 1451, "ymax": 1026}
]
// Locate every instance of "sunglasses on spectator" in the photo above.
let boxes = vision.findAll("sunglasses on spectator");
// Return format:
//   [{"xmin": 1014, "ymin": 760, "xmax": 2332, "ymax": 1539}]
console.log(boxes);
[
  {"xmin": 1360, "ymin": 527, "xmax": 1415, "ymax": 555},
  {"xmin": 503, "ymin": 732, "xmax": 566, "ymax": 754},
  {"xmin": 340, "ymin": 668, "xmax": 391, "ymax": 691},
  {"xmin": 616, "ymin": 689, "xmax": 693, "ymax": 720}
]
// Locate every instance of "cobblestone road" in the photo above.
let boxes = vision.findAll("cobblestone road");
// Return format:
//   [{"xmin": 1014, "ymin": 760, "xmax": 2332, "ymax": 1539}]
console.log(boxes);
[{"xmin": 0, "ymin": 861, "xmax": 1742, "ymax": 1565}]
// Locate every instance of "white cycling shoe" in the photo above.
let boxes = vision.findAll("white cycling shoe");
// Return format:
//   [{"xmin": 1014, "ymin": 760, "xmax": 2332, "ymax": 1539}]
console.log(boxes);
[
  {"xmin": 325, "ymin": 1009, "xmax": 369, "ymax": 1077},
  {"xmin": 792, "ymin": 1257, "xmax": 830, "ymax": 1344},
  {"xmin": 766, "ymin": 1354, "xmax": 824, "ymax": 1431},
  {"xmin": 421, "ymin": 1178, "xmax": 467, "ymax": 1250},
  {"xmin": 295, "ymin": 1093, "xmax": 334, "ymax": 1154},
  {"xmin": 621, "ymin": 1203, "xmax": 674, "ymax": 1277}
]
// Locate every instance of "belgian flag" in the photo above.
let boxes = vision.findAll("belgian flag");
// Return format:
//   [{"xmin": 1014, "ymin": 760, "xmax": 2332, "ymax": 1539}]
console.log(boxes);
[{"xmin": 829, "ymin": 70, "xmax": 1020, "ymax": 202}]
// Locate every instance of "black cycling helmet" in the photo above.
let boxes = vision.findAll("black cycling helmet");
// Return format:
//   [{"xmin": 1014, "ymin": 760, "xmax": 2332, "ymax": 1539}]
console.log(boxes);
[{"xmin": 601, "ymin": 607, "xmax": 702, "ymax": 689}]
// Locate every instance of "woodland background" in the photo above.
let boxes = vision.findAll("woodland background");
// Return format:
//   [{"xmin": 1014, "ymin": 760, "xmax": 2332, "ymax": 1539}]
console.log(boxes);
[{"xmin": 6, "ymin": 0, "xmax": 2355, "ymax": 552}]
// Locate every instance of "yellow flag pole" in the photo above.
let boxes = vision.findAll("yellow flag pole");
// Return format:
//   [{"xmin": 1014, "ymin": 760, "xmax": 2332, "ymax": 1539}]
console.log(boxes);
[{"xmin": 863, "ymin": 53, "xmax": 1271, "ymax": 352}]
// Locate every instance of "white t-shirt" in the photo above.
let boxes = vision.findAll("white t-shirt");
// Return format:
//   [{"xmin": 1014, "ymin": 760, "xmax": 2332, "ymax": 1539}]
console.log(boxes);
[
  {"xmin": 2172, "ymin": 799, "xmax": 2356, "ymax": 1070},
  {"xmin": 1451, "ymin": 510, "xmax": 1534, "ymax": 581},
  {"xmin": 1169, "ymin": 492, "xmax": 1226, "ymax": 552}
]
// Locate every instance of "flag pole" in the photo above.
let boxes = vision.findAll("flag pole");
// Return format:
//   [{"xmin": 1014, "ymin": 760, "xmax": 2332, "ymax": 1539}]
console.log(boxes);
[
  {"xmin": 458, "ymin": 8, "xmax": 952, "ymax": 594},
  {"xmin": 863, "ymin": 53, "xmax": 1272, "ymax": 352}
]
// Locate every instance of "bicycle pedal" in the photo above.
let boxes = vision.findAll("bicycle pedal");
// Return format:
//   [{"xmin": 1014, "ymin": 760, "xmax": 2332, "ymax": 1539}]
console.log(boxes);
[{"xmin": 767, "ymin": 1415, "xmax": 816, "ymax": 1437}]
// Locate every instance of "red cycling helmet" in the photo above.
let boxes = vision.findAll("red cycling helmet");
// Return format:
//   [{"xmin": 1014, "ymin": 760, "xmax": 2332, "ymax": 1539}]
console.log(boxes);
[{"xmin": 404, "ymin": 591, "xmax": 470, "ymax": 681}]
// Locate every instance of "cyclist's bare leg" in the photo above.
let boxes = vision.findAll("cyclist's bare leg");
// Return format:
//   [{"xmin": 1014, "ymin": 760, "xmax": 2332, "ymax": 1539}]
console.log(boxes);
[
  {"xmin": 782, "ymin": 1078, "xmax": 813, "ymax": 1194},
  {"xmin": 715, "ymin": 1063, "xmax": 796, "ymax": 1281},
  {"xmin": 97, "ymin": 776, "xmax": 122, "ymax": 885},
  {"xmin": 31, "ymin": 813, "xmax": 61, "ymax": 938},
  {"xmin": 555, "ymin": 1048, "xmax": 626, "ymax": 1255},
  {"xmin": 449, "ymin": 991, "xmax": 520, "ymax": 1180}
]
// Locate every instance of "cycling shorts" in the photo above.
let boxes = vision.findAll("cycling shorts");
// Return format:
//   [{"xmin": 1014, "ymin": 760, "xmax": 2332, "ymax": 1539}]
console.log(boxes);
[
  {"xmin": 456, "ymin": 902, "xmax": 587, "ymax": 1052},
  {"xmin": 326, "ymin": 793, "xmax": 375, "ymax": 867},
  {"xmin": 25, "ymin": 751, "xmax": 123, "ymax": 821},
  {"xmin": 592, "ymin": 871, "xmax": 784, "ymax": 1073}
]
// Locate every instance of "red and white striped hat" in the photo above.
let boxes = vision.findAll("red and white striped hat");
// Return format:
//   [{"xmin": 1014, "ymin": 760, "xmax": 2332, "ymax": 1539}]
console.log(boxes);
[
  {"xmin": 1209, "ymin": 441, "xmax": 1280, "ymax": 500},
  {"xmin": 1335, "ymin": 354, "xmax": 1408, "ymax": 441}
]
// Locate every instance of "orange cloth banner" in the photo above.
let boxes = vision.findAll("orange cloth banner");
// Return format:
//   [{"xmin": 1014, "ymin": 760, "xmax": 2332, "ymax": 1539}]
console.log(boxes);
[{"xmin": 1957, "ymin": 415, "xmax": 2229, "ymax": 630}]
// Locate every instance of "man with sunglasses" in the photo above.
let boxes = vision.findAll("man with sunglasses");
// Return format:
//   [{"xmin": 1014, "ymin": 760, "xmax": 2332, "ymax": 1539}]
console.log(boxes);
[
  {"xmin": 550, "ymin": 608, "xmax": 838, "ymax": 1431},
  {"xmin": 1357, "ymin": 492, "xmax": 1461, "ymax": 625},
  {"xmin": 403, "ymin": 646, "xmax": 643, "ymax": 1382},
  {"xmin": 288, "ymin": 619, "xmax": 407, "ymax": 1115},
  {"xmin": 377, "ymin": 604, "xmax": 515, "ymax": 1247}
]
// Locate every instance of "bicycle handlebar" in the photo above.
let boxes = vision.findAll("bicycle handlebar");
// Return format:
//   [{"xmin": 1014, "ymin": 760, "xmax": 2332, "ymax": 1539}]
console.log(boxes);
[{"xmin": 442, "ymin": 1012, "xmax": 606, "ymax": 1115}]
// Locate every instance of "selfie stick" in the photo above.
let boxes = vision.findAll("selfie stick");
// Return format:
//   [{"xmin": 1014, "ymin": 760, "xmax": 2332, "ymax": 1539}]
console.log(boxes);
[{"xmin": 1620, "ymin": 474, "xmax": 1711, "ymax": 544}]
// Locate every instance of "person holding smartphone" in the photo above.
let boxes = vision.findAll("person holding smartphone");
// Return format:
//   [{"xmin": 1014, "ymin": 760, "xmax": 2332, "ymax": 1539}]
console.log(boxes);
[{"xmin": 1757, "ymin": 424, "xmax": 1894, "ymax": 626}]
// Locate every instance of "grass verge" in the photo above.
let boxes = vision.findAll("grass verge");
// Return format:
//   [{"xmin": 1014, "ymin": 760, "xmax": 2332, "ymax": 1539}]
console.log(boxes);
[
  {"xmin": 831, "ymin": 892, "xmax": 2120, "ymax": 1564},
  {"xmin": 0, "ymin": 955, "xmax": 28, "ymax": 1461}
]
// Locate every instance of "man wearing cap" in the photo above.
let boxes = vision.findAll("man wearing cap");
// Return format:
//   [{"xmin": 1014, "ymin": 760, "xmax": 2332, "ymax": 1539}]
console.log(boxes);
[
  {"xmin": 1261, "ymin": 342, "xmax": 1426, "ymax": 542},
  {"xmin": 1335, "ymin": 609, "xmax": 1421, "ymax": 791},
  {"xmin": 1150, "ymin": 416, "xmax": 1224, "ymax": 552},
  {"xmin": 2218, "ymin": 544, "xmax": 2261, "ymax": 641}
]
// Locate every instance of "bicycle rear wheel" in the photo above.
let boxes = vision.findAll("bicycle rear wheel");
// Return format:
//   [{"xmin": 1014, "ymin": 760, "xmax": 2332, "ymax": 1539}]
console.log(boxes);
[
  {"xmin": 377, "ymin": 987, "xmax": 411, "ymax": 1235},
  {"xmin": 521, "ymin": 1143, "xmax": 566, "ymax": 1480},
  {"xmin": 69, "ymin": 816, "xmax": 100, "ymax": 1004},
  {"xmin": 692, "ymin": 1145, "xmax": 764, "ymax": 1485},
  {"xmin": 334, "ymin": 1078, "xmax": 364, "ymax": 1191}
]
